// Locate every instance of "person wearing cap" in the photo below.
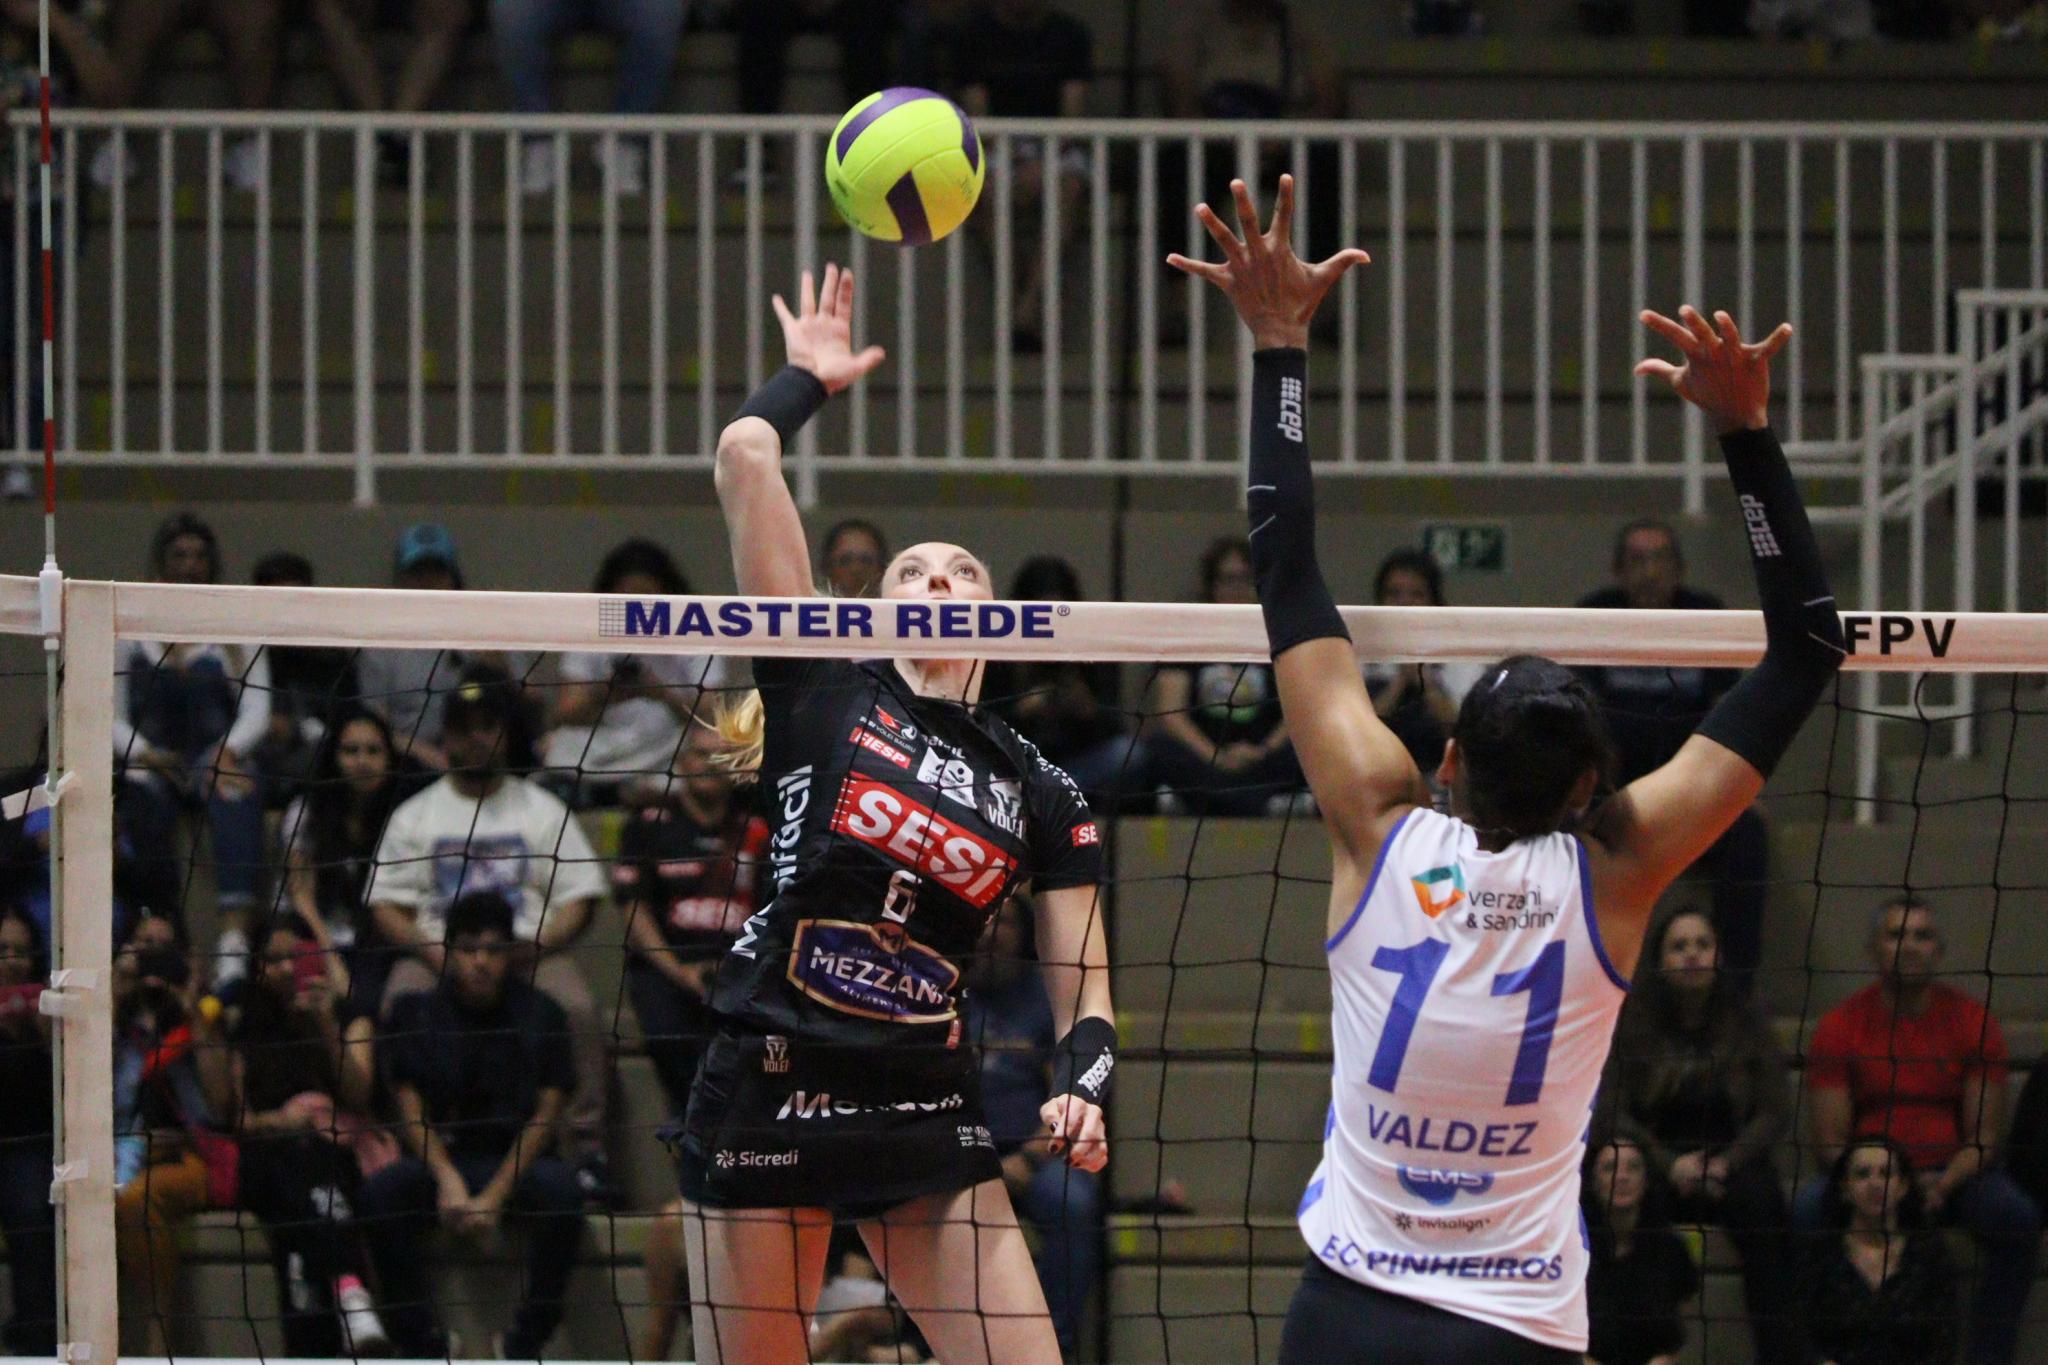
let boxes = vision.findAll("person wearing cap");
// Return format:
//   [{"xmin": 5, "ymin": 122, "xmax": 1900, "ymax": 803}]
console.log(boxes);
[
  {"xmin": 356, "ymin": 523, "xmax": 533, "ymax": 770},
  {"xmin": 363, "ymin": 668, "xmax": 616, "ymax": 1206}
]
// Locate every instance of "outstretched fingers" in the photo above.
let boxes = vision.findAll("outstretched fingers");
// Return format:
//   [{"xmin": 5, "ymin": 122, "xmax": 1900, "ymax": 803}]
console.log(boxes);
[
  {"xmin": 1230, "ymin": 178, "xmax": 1265, "ymax": 244},
  {"xmin": 1195, "ymin": 200, "xmax": 1246, "ymax": 262},
  {"xmin": 1311, "ymin": 247, "xmax": 1372, "ymax": 288},
  {"xmin": 1678, "ymin": 304, "xmax": 1721, "ymax": 350},
  {"xmin": 770, "ymin": 293, "xmax": 796, "ymax": 330},
  {"xmin": 1751, "ymin": 321, "xmax": 1794, "ymax": 361},
  {"xmin": 1165, "ymin": 252, "xmax": 1230, "ymax": 284},
  {"xmin": 1266, "ymin": 174, "xmax": 1295, "ymax": 249},
  {"xmin": 798, "ymin": 269, "xmax": 816, "ymax": 320},
  {"xmin": 1640, "ymin": 308, "xmax": 1698, "ymax": 354},
  {"xmin": 835, "ymin": 265, "xmax": 857, "ymax": 320}
]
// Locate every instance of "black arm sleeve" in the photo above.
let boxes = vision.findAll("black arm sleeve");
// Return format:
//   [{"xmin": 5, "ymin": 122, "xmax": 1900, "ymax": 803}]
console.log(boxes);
[
  {"xmin": 1247, "ymin": 348, "xmax": 1350, "ymax": 656},
  {"xmin": 1694, "ymin": 425, "xmax": 1847, "ymax": 777}
]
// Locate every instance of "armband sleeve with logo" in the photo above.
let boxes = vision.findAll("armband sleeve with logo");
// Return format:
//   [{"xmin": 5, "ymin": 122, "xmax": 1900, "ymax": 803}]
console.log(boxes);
[
  {"xmin": 1695, "ymin": 425, "xmax": 1846, "ymax": 778},
  {"xmin": 1247, "ymin": 347, "xmax": 1350, "ymax": 657},
  {"xmin": 1050, "ymin": 1015, "xmax": 1119, "ymax": 1106}
]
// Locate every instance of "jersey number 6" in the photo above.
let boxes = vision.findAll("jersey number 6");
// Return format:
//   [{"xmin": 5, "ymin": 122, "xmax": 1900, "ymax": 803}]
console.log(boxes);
[{"xmin": 1365, "ymin": 939, "xmax": 1564, "ymax": 1107}]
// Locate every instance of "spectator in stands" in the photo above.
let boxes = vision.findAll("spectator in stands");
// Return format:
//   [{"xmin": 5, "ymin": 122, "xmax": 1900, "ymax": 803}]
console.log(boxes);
[
  {"xmin": 982, "ymin": 555, "xmax": 1138, "ymax": 808},
  {"xmin": 2, "ymin": 0, "xmax": 116, "ymax": 460},
  {"xmin": 1970, "ymin": 1, "xmax": 2048, "ymax": 39},
  {"xmin": 1141, "ymin": 535, "xmax": 1304, "ymax": 815},
  {"xmin": 249, "ymin": 551, "xmax": 360, "ymax": 813},
  {"xmin": 0, "ymin": 1, "xmax": 117, "ymax": 105},
  {"xmin": 543, "ymin": 538, "xmax": 735, "ymax": 809},
  {"xmin": 1798, "ymin": 895, "xmax": 2040, "ymax": 1365},
  {"xmin": 2004, "ymin": 1055, "xmax": 2048, "ymax": 1225},
  {"xmin": 1155, "ymin": 0, "xmax": 1343, "ymax": 322},
  {"xmin": 1581, "ymin": 1136, "xmax": 1697, "ymax": 1365},
  {"xmin": 0, "ymin": 901, "xmax": 54, "ymax": 1358},
  {"xmin": 356, "ymin": 523, "xmax": 536, "ymax": 769},
  {"xmin": 1578, "ymin": 518, "xmax": 1769, "ymax": 989},
  {"xmin": 1410, "ymin": 0, "xmax": 1484, "ymax": 34},
  {"xmin": 612, "ymin": 721, "xmax": 767, "ymax": 1118},
  {"xmin": 952, "ymin": 0, "xmax": 1093, "ymax": 351},
  {"xmin": 965, "ymin": 893, "xmax": 1101, "ymax": 1356},
  {"xmin": 491, "ymin": 0, "xmax": 685, "ymax": 195},
  {"xmin": 358, "ymin": 891, "xmax": 583, "ymax": 1359},
  {"xmin": 363, "ymin": 674, "xmax": 616, "ymax": 1204},
  {"xmin": 730, "ymin": 0, "xmax": 907, "ymax": 124},
  {"xmin": 94, "ymin": 0, "xmax": 285, "ymax": 191},
  {"xmin": 818, "ymin": 516, "xmax": 890, "ymax": 597},
  {"xmin": 295, "ymin": 0, "xmax": 473, "ymax": 183},
  {"xmin": 1598, "ymin": 904, "xmax": 1806, "ymax": 1365},
  {"xmin": 280, "ymin": 705, "xmax": 419, "ymax": 1017},
  {"xmin": 1749, "ymin": 0, "xmax": 1876, "ymax": 40},
  {"xmin": 227, "ymin": 911, "xmax": 388, "ymax": 1355},
  {"xmin": 116, "ymin": 513, "xmax": 272, "ymax": 979},
  {"xmin": 1362, "ymin": 549, "xmax": 1486, "ymax": 777},
  {"xmin": 1803, "ymin": 1136, "xmax": 1959, "ymax": 1365},
  {"xmin": 112, "ymin": 910, "xmax": 234, "ymax": 1354}
]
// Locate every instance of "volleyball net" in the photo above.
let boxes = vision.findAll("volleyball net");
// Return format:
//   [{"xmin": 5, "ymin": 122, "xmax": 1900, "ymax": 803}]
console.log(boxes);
[{"xmin": 2, "ymin": 573, "xmax": 2046, "ymax": 1364}]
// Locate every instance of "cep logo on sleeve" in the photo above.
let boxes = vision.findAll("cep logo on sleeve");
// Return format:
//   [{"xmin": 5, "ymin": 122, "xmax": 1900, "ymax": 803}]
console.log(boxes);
[
  {"xmin": 1277, "ymin": 376, "xmax": 1305, "ymax": 443},
  {"xmin": 1072, "ymin": 821, "xmax": 1101, "ymax": 848}
]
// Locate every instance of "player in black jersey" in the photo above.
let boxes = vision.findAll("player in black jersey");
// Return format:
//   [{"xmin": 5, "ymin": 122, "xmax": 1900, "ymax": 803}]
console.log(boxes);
[{"xmin": 674, "ymin": 263, "xmax": 1116, "ymax": 1365}]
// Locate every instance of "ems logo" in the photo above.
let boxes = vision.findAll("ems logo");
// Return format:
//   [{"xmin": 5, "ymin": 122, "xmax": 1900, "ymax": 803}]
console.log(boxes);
[
  {"xmin": 1411, "ymin": 864, "xmax": 1466, "ymax": 919},
  {"xmin": 763, "ymin": 1036, "xmax": 790, "ymax": 1074}
]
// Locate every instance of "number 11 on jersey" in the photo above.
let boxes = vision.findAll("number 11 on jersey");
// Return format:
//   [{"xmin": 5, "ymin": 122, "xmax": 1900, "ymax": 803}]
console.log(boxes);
[{"xmin": 1366, "ymin": 939, "xmax": 1565, "ymax": 1107}]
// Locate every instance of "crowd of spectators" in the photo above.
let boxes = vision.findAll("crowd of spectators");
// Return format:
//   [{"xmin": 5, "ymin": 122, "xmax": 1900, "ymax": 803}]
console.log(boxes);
[
  {"xmin": 6, "ymin": 506, "xmax": 2048, "ymax": 1362},
  {"xmin": 7, "ymin": 0, "xmax": 2040, "ymax": 198}
]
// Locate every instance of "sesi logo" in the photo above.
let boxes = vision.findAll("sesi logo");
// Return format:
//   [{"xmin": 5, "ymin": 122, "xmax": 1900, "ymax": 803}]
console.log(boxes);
[
  {"xmin": 829, "ymin": 775, "xmax": 1017, "ymax": 908},
  {"xmin": 1072, "ymin": 822, "xmax": 1100, "ymax": 847}
]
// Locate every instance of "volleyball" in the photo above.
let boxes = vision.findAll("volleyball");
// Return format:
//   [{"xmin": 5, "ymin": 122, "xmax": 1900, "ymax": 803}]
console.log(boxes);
[{"xmin": 826, "ymin": 87, "xmax": 985, "ymax": 246}]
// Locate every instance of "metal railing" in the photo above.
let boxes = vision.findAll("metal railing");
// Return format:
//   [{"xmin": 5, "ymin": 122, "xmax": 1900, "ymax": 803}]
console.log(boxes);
[
  {"xmin": 1849, "ymin": 290, "xmax": 2048, "ymax": 817},
  {"xmin": 9, "ymin": 112, "xmax": 2048, "ymax": 504}
]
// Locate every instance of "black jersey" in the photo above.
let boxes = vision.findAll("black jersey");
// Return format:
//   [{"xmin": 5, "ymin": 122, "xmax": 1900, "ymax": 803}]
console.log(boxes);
[
  {"xmin": 611, "ymin": 799, "xmax": 771, "ymax": 961},
  {"xmin": 713, "ymin": 656, "xmax": 1101, "ymax": 1060}
]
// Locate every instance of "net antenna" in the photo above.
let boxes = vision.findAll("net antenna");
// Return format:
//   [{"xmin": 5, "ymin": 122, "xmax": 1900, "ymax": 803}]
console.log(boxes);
[{"xmin": 28, "ymin": 1, "xmax": 93, "ymax": 1360}]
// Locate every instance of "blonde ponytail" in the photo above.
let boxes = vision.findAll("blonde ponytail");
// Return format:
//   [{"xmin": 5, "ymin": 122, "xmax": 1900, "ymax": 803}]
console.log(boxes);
[{"xmin": 712, "ymin": 689, "xmax": 766, "ymax": 780}]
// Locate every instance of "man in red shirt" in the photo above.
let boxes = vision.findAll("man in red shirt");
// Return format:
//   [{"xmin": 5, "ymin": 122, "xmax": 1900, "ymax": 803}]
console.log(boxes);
[{"xmin": 1797, "ymin": 895, "xmax": 2040, "ymax": 1364}]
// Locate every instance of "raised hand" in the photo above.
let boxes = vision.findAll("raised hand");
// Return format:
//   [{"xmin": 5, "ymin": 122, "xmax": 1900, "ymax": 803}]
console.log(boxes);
[
  {"xmin": 1635, "ymin": 306, "xmax": 1791, "ymax": 436},
  {"xmin": 1167, "ymin": 175, "xmax": 1370, "ymax": 351},
  {"xmin": 771, "ymin": 262, "xmax": 887, "ymax": 395}
]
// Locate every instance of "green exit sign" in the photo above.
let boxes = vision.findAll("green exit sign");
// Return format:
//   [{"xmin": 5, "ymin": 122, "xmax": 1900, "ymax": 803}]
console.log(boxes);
[{"xmin": 1422, "ymin": 523, "xmax": 1507, "ymax": 573}]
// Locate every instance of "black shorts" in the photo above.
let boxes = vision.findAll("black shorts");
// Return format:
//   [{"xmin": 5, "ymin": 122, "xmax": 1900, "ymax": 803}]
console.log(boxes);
[
  {"xmin": 1277, "ymin": 1260, "xmax": 1581, "ymax": 1365},
  {"xmin": 669, "ymin": 1026, "xmax": 1001, "ymax": 1222}
]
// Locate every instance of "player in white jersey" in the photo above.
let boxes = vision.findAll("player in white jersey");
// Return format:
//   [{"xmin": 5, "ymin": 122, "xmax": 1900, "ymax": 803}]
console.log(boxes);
[{"xmin": 1171, "ymin": 177, "xmax": 1845, "ymax": 1362}]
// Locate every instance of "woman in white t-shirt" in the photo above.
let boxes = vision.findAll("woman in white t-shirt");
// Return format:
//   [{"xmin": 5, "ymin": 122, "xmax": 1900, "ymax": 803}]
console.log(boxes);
[{"xmin": 543, "ymin": 540, "xmax": 735, "ymax": 806}]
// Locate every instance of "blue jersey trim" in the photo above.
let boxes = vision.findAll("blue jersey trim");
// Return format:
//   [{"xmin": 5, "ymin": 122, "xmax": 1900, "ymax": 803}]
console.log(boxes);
[
  {"xmin": 1326, "ymin": 809, "xmax": 1412, "ymax": 953},
  {"xmin": 1574, "ymin": 835, "xmax": 1631, "ymax": 992}
]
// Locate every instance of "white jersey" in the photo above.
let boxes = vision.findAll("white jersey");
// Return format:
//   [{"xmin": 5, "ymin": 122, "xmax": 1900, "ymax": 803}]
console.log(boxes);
[{"xmin": 1297, "ymin": 807, "xmax": 1629, "ymax": 1351}]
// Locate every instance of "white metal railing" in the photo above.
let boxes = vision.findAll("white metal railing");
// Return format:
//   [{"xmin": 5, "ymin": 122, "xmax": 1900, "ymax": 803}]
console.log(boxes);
[
  {"xmin": 8, "ymin": 112, "xmax": 2046, "ymax": 504},
  {"xmin": 1850, "ymin": 291, "xmax": 2048, "ymax": 817}
]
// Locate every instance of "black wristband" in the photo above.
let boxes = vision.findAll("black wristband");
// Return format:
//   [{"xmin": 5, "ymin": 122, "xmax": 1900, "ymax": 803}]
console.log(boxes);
[
  {"xmin": 1248, "ymin": 348, "xmax": 1350, "ymax": 657},
  {"xmin": 1050, "ymin": 1016, "xmax": 1119, "ymax": 1107},
  {"xmin": 734, "ymin": 365, "xmax": 829, "ymax": 446}
]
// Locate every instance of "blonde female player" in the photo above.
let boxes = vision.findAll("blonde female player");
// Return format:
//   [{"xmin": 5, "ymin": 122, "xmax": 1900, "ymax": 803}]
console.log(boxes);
[
  {"xmin": 1172, "ymin": 176, "xmax": 1843, "ymax": 1363},
  {"xmin": 674, "ymin": 263, "xmax": 1114, "ymax": 1365}
]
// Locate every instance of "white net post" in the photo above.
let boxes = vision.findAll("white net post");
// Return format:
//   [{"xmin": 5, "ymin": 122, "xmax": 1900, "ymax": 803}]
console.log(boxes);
[{"xmin": 51, "ymin": 579, "xmax": 118, "ymax": 1364}]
